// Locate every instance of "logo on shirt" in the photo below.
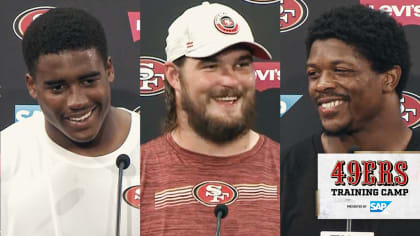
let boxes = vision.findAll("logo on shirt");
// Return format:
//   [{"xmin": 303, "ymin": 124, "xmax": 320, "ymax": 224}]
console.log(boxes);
[
  {"xmin": 192, "ymin": 181, "xmax": 238, "ymax": 207},
  {"xmin": 123, "ymin": 185, "xmax": 140, "ymax": 208},
  {"xmin": 13, "ymin": 6, "xmax": 55, "ymax": 39}
]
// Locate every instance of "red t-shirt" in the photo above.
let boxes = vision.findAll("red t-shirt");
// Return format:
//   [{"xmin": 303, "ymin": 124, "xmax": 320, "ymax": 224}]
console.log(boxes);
[{"xmin": 140, "ymin": 133, "xmax": 280, "ymax": 235}]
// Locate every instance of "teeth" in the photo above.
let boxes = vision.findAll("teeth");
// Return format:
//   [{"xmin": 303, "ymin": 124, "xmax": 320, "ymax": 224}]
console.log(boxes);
[
  {"xmin": 215, "ymin": 96, "xmax": 237, "ymax": 101},
  {"xmin": 321, "ymin": 100, "xmax": 343, "ymax": 109},
  {"xmin": 68, "ymin": 110, "xmax": 92, "ymax": 122}
]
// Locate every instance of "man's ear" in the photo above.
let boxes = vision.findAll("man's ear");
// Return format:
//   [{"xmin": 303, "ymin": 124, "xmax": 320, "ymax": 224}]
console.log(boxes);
[
  {"xmin": 164, "ymin": 61, "xmax": 182, "ymax": 92},
  {"xmin": 382, "ymin": 65, "xmax": 401, "ymax": 93},
  {"xmin": 25, "ymin": 73, "xmax": 38, "ymax": 99},
  {"xmin": 106, "ymin": 56, "xmax": 115, "ymax": 83}
]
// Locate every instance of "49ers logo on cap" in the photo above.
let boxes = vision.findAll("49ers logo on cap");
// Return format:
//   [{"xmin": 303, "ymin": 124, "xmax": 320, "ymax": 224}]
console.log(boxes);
[
  {"xmin": 192, "ymin": 181, "xmax": 238, "ymax": 207},
  {"xmin": 140, "ymin": 56, "xmax": 166, "ymax": 96},
  {"xmin": 280, "ymin": 0, "xmax": 308, "ymax": 32},
  {"xmin": 214, "ymin": 13, "xmax": 239, "ymax": 34},
  {"xmin": 401, "ymin": 91, "xmax": 420, "ymax": 128},
  {"xmin": 13, "ymin": 6, "xmax": 55, "ymax": 39},
  {"xmin": 123, "ymin": 185, "xmax": 140, "ymax": 208}
]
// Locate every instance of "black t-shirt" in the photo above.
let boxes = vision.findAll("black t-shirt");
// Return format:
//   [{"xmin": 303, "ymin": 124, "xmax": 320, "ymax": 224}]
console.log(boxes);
[{"xmin": 281, "ymin": 129, "xmax": 420, "ymax": 236}]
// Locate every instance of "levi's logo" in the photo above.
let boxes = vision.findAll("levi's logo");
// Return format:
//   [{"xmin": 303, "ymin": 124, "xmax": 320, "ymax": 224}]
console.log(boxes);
[
  {"xmin": 370, "ymin": 201, "xmax": 391, "ymax": 212},
  {"xmin": 361, "ymin": 0, "xmax": 420, "ymax": 26},
  {"xmin": 192, "ymin": 181, "xmax": 238, "ymax": 207},
  {"xmin": 128, "ymin": 11, "xmax": 140, "ymax": 42},
  {"xmin": 254, "ymin": 62, "xmax": 280, "ymax": 92}
]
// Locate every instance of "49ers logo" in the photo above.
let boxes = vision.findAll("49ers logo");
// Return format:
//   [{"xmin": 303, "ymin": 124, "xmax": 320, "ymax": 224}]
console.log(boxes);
[
  {"xmin": 214, "ymin": 13, "xmax": 239, "ymax": 34},
  {"xmin": 192, "ymin": 181, "xmax": 238, "ymax": 207},
  {"xmin": 280, "ymin": 0, "xmax": 308, "ymax": 32},
  {"xmin": 123, "ymin": 185, "xmax": 140, "ymax": 208},
  {"xmin": 140, "ymin": 56, "xmax": 166, "ymax": 96},
  {"xmin": 13, "ymin": 6, "xmax": 55, "ymax": 39},
  {"xmin": 401, "ymin": 91, "xmax": 420, "ymax": 128}
]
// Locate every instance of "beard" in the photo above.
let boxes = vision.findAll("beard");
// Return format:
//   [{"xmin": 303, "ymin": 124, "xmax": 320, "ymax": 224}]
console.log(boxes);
[
  {"xmin": 322, "ymin": 121, "xmax": 358, "ymax": 136},
  {"xmin": 180, "ymin": 84, "xmax": 256, "ymax": 144}
]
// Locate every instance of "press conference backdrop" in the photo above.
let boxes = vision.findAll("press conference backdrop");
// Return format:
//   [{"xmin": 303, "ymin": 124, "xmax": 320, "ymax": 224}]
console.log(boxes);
[
  {"xmin": 139, "ymin": 0, "xmax": 280, "ymax": 143},
  {"xmin": 0, "ymin": 0, "xmax": 140, "ymax": 130},
  {"xmin": 280, "ymin": 0, "xmax": 420, "ymax": 151}
]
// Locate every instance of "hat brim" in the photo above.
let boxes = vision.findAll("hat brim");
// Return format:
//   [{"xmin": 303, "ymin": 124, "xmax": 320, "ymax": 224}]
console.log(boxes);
[{"xmin": 186, "ymin": 40, "xmax": 272, "ymax": 60}]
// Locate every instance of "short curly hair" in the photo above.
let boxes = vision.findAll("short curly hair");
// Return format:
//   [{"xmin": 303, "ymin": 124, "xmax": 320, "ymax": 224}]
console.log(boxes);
[
  {"xmin": 22, "ymin": 8, "xmax": 108, "ymax": 76},
  {"xmin": 306, "ymin": 4, "xmax": 411, "ymax": 97}
]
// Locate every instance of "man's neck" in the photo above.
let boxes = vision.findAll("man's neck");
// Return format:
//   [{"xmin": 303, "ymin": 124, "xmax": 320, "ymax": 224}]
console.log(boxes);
[
  {"xmin": 322, "ymin": 118, "xmax": 412, "ymax": 153},
  {"xmin": 171, "ymin": 126, "xmax": 260, "ymax": 157},
  {"xmin": 47, "ymin": 107, "xmax": 131, "ymax": 157}
]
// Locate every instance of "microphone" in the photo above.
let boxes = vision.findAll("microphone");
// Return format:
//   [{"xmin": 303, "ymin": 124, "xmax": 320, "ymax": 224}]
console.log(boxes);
[
  {"xmin": 346, "ymin": 146, "xmax": 359, "ymax": 232},
  {"xmin": 214, "ymin": 204, "xmax": 228, "ymax": 236},
  {"xmin": 115, "ymin": 154, "xmax": 131, "ymax": 236},
  {"xmin": 348, "ymin": 145, "xmax": 361, "ymax": 153}
]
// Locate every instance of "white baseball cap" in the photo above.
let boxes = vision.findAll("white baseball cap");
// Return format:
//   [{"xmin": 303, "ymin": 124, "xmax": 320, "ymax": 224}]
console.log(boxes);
[{"xmin": 165, "ymin": 1, "xmax": 272, "ymax": 62}]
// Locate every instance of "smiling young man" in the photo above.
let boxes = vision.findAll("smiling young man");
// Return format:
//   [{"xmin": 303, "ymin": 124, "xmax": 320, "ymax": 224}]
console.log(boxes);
[
  {"xmin": 281, "ymin": 5, "xmax": 420, "ymax": 236},
  {"xmin": 140, "ymin": 2, "xmax": 280, "ymax": 235},
  {"xmin": 0, "ymin": 8, "xmax": 139, "ymax": 235}
]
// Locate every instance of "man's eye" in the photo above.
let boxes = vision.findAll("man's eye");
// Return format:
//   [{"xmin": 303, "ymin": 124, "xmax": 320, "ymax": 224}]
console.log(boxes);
[
  {"xmin": 335, "ymin": 68, "xmax": 353, "ymax": 73},
  {"xmin": 50, "ymin": 84, "xmax": 64, "ymax": 92},
  {"xmin": 81, "ymin": 79, "xmax": 96, "ymax": 86},
  {"xmin": 236, "ymin": 61, "xmax": 252, "ymax": 68},
  {"xmin": 203, "ymin": 63, "xmax": 218, "ymax": 69},
  {"xmin": 307, "ymin": 71, "xmax": 319, "ymax": 78}
]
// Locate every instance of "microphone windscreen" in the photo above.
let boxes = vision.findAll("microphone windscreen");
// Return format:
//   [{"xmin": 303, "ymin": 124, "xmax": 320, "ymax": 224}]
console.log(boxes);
[
  {"xmin": 116, "ymin": 154, "xmax": 131, "ymax": 169},
  {"xmin": 214, "ymin": 204, "xmax": 228, "ymax": 219},
  {"xmin": 348, "ymin": 145, "xmax": 361, "ymax": 153}
]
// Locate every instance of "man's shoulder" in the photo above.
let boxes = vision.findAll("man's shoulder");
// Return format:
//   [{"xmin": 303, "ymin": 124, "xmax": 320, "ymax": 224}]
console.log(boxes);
[
  {"xmin": 1, "ymin": 114, "xmax": 43, "ymax": 138},
  {"xmin": 282, "ymin": 134, "xmax": 320, "ymax": 155},
  {"xmin": 281, "ymin": 133, "xmax": 321, "ymax": 168},
  {"xmin": 142, "ymin": 134, "xmax": 169, "ymax": 153},
  {"xmin": 406, "ymin": 128, "xmax": 420, "ymax": 151}
]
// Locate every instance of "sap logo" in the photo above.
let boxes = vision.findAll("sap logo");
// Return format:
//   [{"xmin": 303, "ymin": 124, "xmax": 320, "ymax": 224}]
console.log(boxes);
[
  {"xmin": 280, "ymin": 95, "xmax": 302, "ymax": 117},
  {"xmin": 15, "ymin": 105, "xmax": 41, "ymax": 122},
  {"xmin": 370, "ymin": 201, "xmax": 391, "ymax": 212}
]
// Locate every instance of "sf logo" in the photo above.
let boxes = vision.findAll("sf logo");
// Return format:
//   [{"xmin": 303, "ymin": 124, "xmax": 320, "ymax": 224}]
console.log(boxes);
[
  {"xmin": 135, "ymin": 188, "xmax": 140, "ymax": 200},
  {"xmin": 280, "ymin": 0, "xmax": 296, "ymax": 25},
  {"xmin": 400, "ymin": 96, "xmax": 416, "ymax": 122},
  {"xmin": 140, "ymin": 62, "xmax": 164, "ymax": 91},
  {"xmin": 205, "ymin": 185, "xmax": 229, "ymax": 203}
]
